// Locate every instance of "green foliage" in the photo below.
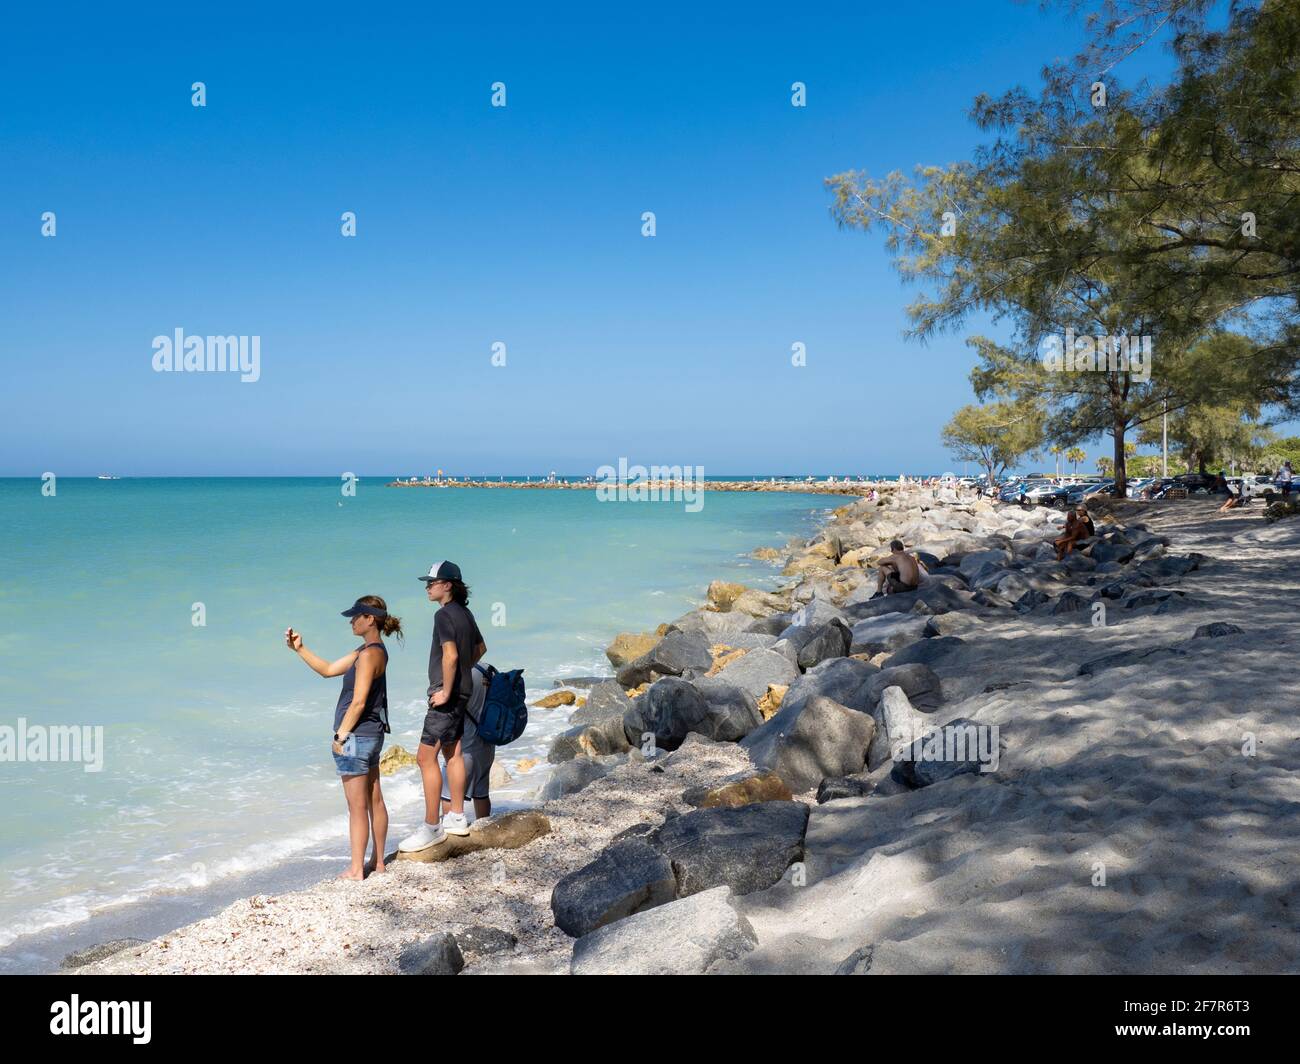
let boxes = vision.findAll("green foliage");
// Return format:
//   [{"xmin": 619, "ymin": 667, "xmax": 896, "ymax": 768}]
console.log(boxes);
[
  {"xmin": 941, "ymin": 401, "xmax": 1045, "ymax": 483},
  {"xmin": 830, "ymin": 0, "xmax": 1300, "ymax": 495},
  {"xmin": 1256, "ymin": 436, "xmax": 1300, "ymax": 474}
]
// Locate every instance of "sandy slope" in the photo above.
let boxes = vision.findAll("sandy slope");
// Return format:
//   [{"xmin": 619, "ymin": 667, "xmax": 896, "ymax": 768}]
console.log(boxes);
[{"xmin": 722, "ymin": 502, "xmax": 1300, "ymax": 974}]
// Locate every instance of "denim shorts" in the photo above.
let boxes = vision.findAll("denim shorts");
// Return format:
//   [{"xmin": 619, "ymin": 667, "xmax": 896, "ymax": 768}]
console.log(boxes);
[{"xmin": 333, "ymin": 733, "xmax": 384, "ymax": 777}]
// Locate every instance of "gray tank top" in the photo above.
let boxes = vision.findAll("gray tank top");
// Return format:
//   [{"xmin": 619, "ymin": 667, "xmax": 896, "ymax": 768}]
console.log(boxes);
[{"xmin": 334, "ymin": 643, "xmax": 389, "ymax": 737}]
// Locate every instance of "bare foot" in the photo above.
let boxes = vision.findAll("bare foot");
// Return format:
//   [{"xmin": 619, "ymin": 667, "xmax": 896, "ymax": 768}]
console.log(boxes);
[
  {"xmin": 337, "ymin": 867, "xmax": 365, "ymax": 881},
  {"xmin": 371, "ymin": 861, "xmax": 387, "ymax": 875}
]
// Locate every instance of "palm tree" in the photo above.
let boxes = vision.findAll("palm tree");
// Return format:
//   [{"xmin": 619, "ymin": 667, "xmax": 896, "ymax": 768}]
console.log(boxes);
[
  {"xmin": 1049, "ymin": 444, "xmax": 1062, "ymax": 478},
  {"xmin": 1066, "ymin": 447, "xmax": 1086, "ymax": 474}
]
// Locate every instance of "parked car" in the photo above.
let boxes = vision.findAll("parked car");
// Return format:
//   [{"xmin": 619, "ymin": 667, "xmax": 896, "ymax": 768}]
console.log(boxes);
[
  {"xmin": 1065, "ymin": 479, "xmax": 1115, "ymax": 504},
  {"xmin": 1240, "ymin": 474, "xmax": 1275, "ymax": 498},
  {"xmin": 1023, "ymin": 480, "xmax": 1069, "ymax": 502},
  {"xmin": 1171, "ymin": 472, "xmax": 1224, "ymax": 495}
]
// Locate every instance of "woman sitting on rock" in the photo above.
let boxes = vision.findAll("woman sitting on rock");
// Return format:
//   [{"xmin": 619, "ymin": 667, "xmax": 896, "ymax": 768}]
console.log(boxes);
[{"xmin": 1054, "ymin": 505, "xmax": 1095, "ymax": 560}]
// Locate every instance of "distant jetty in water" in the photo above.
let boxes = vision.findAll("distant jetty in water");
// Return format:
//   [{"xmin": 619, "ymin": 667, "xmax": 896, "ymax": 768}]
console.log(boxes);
[{"xmin": 385, "ymin": 477, "xmax": 890, "ymax": 496}]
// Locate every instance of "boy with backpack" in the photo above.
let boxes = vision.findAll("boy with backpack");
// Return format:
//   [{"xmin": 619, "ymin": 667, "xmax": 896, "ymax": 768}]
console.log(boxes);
[{"xmin": 399, "ymin": 561, "xmax": 485, "ymax": 852}]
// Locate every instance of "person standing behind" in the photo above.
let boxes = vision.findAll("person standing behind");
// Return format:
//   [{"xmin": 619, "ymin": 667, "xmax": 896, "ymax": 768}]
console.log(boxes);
[
  {"xmin": 1277, "ymin": 461, "xmax": 1294, "ymax": 498},
  {"xmin": 438, "ymin": 662, "xmax": 495, "ymax": 822},
  {"xmin": 400, "ymin": 561, "xmax": 486, "ymax": 852}
]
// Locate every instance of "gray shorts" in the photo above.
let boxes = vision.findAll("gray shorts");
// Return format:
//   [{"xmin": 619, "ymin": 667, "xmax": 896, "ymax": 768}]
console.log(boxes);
[
  {"xmin": 439, "ymin": 739, "xmax": 495, "ymax": 802},
  {"xmin": 420, "ymin": 695, "xmax": 466, "ymax": 748}
]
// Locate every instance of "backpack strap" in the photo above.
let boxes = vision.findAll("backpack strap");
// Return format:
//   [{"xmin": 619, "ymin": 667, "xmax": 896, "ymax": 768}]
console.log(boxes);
[{"xmin": 464, "ymin": 663, "xmax": 495, "ymax": 727}]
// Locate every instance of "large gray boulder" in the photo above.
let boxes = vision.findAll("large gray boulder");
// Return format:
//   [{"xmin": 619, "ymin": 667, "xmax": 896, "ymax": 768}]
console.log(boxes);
[
  {"xmin": 550, "ymin": 838, "xmax": 676, "ymax": 937},
  {"xmin": 849, "ymin": 615, "xmax": 937, "ymax": 656},
  {"xmin": 572, "ymin": 680, "xmax": 633, "ymax": 723},
  {"xmin": 1051, "ymin": 590, "xmax": 1095, "ymax": 615},
  {"xmin": 815, "ymin": 774, "xmax": 876, "ymax": 803},
  {"xmin": 778, "ymin": 620, "xmax": 852, "ymax": 670},
  {"xmin": 706, "ymin": 631, "xmax": 779, "ymax": 652},
  {"xmin": 1089, "ymin": 539, "xmax": 1136, "ymax": 565},
  {"xmin": 890, "ymin": 717, "xmax": 998, "ymax": 788},
  {"xmin": 871, "ymin": 685, "xmax": 932, "ymax": 767},
  {"xmin": 991, "ymin": 571, "xmax": 1034, "ymax": 600},
  {"xmin": 881, "ymin": 635, "xmax": 966, "ymax": 669},
  {"xmin": 548, "ymin": 710, "xmax": 632, "ymax": 762},
  {"xmin": 1137, "ymin": 555, "xmax": 1200, "ymax": 581},
  {"xmin": 616, "ymin": 630, "xmax": 713, "ymax": 687},
  {"xmin": 690, "ymin": 678, "xmax": 765, "ymax": 742},
  {"xmin": 1193, "ymin": 622, "xmax": 1244, "ymax": 639},
  {"xmin": 968, "ymin": 565, "xmax": 1020, "ymax": 592},
  {"xmin": 666, "ymin": 608, "xmax": 753, "ymax": 640},
  {"xmin": 541, "ymin": 756, "xmax": 619, "ymax": 800},
  {"xmin": 740, "ymin": 695, "xmax": 876, "ymax": 792},
  {"xmin": 1077, "ymin": 644, "xmax": 1185, "ymax": 676},
  {"xmin": 782, "ymin": 656, "xmax": 880, "ymax": 715},
  {"xmin": 569, "ymin": 886, "xmax": 757, "ymax": 975},
  {"xmin": 710, "ymin": 648, "xmax": 799, "ymax": 700},
  {"xmin": 915, "ymin": 581, "xmax": 976, "ymax": 613},
  {"xmin": 842, "ymin": 589, "xmax": 918, "ymax": 619},
  {"xmin": 398, "ymin": 933, "xmax": 465, "ymax": 975},
  {"xmin": 958, "ymin": 548, "xmax": 1012, "ymax": 578},
  {"xmin": 653, "ymin": 800, "xmax": 810, "ymax": 897},
  {"xmin": 621, "ymin": 677, "xmax": 711, "ymax": 750},
  {"xmin": 768, "ymin": 637, "xmax": 803, "ymax": 670},
  {"xmin": 744, "ymin": 611, "xmax": 796, "ymax": 636},
  {"xmin": 778, "ymin": 598, "xmax": 849, "ymax": 635},
  {"xmin": 863, "ymin": 663, "xmax": 944, "ymax": 710}
]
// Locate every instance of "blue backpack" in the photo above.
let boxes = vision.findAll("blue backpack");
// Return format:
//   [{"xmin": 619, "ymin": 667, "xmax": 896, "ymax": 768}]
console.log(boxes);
[{"xmin": 468, "ymin": 663, "xmax": 528, "ymax": 746}]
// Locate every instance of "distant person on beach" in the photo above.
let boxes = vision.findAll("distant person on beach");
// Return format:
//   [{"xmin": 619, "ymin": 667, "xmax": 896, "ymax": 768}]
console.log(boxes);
[
  {"xmin": 1054, "ymin": 505, "xmax": 1095, "ymax": 559},
  {"xmin": 1219, "ymin": 480, "xmax": 1247, "ymax": 513},
  {"xmin": 877, "ymin": 539, "xmax": 922, "ymax": 596},
  {"xmin": 1277, "ymin": 461, "xmax": 1294, "ymax": 498},
  {"xmin": 399, "ymin": 561, "xmax": 486, "ymax": 853},
  {"xmin": 285, "ymin": 596, "xmax": 400, "ymax": 880},
  {"xmin": 437, "ymin": 662, "xmax": 494, "ymax": 822}
]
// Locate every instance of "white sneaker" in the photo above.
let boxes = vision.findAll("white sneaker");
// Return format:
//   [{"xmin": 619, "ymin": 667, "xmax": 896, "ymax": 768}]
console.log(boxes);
[
  {"xmin": 398, "ymin": 822, "xmax": 445, "ymax": 852},
  {"xmin": 441, "ymin": 812, "xmax": 470, "ymax": 837}
]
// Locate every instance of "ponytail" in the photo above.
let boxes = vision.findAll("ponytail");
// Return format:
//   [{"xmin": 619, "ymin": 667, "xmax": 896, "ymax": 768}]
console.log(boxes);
[{"xmin": 357, "ymin": 595, "xmax": 404, "ymax": 643}]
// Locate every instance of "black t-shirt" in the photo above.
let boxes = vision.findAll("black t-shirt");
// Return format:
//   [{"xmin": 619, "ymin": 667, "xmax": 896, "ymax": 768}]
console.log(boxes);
[{"xmin": 428, "ymin": 602, "xmax": 484, "ymax": 706}]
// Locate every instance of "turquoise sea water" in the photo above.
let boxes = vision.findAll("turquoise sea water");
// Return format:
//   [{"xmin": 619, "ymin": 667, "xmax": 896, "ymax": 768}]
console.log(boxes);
[{"xmin": 0, "ymin": 478, "xmax": 829, "ymax": 958}]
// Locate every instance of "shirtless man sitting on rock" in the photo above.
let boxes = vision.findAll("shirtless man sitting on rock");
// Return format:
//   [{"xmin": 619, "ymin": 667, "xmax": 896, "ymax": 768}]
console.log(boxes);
[{"xmin": 877, "ymin": 539, "xmax": 923, "ymax": 596}]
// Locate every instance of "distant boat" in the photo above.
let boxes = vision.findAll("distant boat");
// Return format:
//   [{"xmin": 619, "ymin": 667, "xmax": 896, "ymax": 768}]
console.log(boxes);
[{"xmin": 97, "ymin": 474, "xmax": 121, "ymax": 480}]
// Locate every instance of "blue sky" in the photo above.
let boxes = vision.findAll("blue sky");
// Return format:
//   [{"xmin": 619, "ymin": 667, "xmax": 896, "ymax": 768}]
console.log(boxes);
[{"xmin": 0, "ymin": 0, "xmax": 1224, "ymax": 476}]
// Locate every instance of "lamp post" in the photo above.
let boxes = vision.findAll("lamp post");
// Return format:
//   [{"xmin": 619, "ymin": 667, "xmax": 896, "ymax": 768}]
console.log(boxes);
[{"xmin": 1162, "ymin": 400, "xmax": 1168, "ymax": 478}]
